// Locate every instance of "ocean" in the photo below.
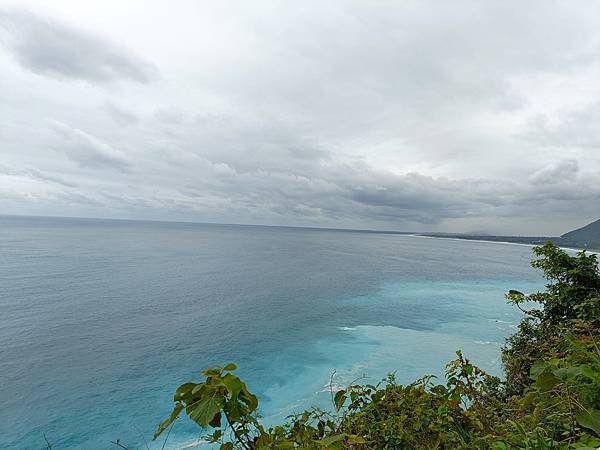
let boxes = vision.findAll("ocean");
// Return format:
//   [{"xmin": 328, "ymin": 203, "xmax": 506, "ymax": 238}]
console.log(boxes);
[{"xmin": 0, "ymin": 216, "xmax": 545, "ymax": 449}]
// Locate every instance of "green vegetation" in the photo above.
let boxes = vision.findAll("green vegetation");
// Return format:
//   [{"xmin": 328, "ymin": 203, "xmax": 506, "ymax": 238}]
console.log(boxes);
[{"xmin": 155, "ymin": 243, "xmax": 600, "ymax": 449}]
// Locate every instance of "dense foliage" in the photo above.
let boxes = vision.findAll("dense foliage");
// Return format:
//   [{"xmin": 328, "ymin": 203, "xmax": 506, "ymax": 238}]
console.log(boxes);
[{"xmin": 154, "ymin": 243, "xmax": 599, "ymax": 449}]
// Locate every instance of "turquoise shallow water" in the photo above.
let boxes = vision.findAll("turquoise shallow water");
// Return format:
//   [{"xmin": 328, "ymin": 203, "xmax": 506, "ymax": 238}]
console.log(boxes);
[{"xmin": 0, "ymin": 216, "xmax": 545, "ymax": 449}]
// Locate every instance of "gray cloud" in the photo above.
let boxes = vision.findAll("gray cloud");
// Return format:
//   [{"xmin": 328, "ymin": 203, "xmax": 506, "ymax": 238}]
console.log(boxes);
[
  {"xmin": 49, "ymin": 121, "xmax": 131, "ymax": 171},
  {"xmin": 0, "ymin": 164, "xmax": 78, "ymax": 187},
  {"xmin": 0, "ymin": 8, "xmax": 158, "ymax": 83},
  {"xmin": 105, "ymin": 102, "xmax": 139, "ymax": 126},
  {"xmin": 26, "ymin": 168, "xmax": 78, "ymax": 187},
  {"xmin": 1, "ymin": 1, "xmax": 600, "ymax": 235},
  {"xmin": 529, "ymin": 160, "xmax": 579, "ymax": 185},
  {"xmin": 524, "ymin": 103, "xmax": 600, "ymax": 151},
  {"xmin": 154, "ymin": 107, "xmax": 187, "ymax": 125}
]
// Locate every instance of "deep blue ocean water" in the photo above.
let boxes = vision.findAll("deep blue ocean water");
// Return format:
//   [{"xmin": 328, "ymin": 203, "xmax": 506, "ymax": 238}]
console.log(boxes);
[{"xmin": 0, "ymin": 216, "xmax": 547, "ymax": 449}]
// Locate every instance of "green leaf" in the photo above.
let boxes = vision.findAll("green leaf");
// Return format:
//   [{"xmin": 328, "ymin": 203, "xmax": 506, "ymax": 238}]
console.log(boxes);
[
  {"xmin": 347, "ymin": 435, "xmax": 366, "ymax": 444},
  {"xmin": 491, "ymin": 442, "xmax": 507, "ymax": 450},
  {"xmin": 239, "ymin": 387, "xmax": 258, "ymax": 412},
  {"xmin": 535, "ymin": 371, "xmax": 561, "ymax": 392},
  {"xmin": 188, "ymin": 389, "xmax": 225, "ymax": 427},
  {"xmin": 222, "ymin": 373, "xmax": 244, "ymax": 400},
  {"xmin": 192, "ymin": 383, "xmax": 207, "ymax": 395},
  {"xmin": 207, "ymin": 429, "xmax": 222, "ymax": 442},
  {"xmin": 553, "ymin": 366, "xmax": 583, "ymax": 380},
  {"xmin": 579, "ymin": 365, "xmax": 598, "ymax": 381},
  {"xmin": 576, "ymin": 409, "xmax": 600, "ymax": 435},
  {"xmin": 202, "ymin": 367, "xmax": 222, "ymax": 377},
  {"xmin": 464, "ymin": 364, "xmax": 474, "ymax": 375},
  {"xmin": 222, "ymin": 363, "xmax": 237, "ymax": 371},
  {"xmin": 522, "ymin": 390, "xmax": 537, "ymax": 406},
  {"xmin": 220, "ymin": 443, "xmax": 233, "ymax": 450},
  {"xmin": 319, "ymin": 434, "xmax": 345, "ymax": 446},
  {"xmin": 334, "ymin": 389, "xmax": 346, "ymax": 412},
  {"xmin": 507, "ymin": 290, "xmax": 525, "ymax": 301},
  {"xmin": 174, "ymin": 383, "xmax": 197, "ymax": 401},
  {"xmin": 529, "ymin": 360, "xmax": 548, "ymax": 380},
  {"xmin": 153, "ymin": 402, "xmax": 183, "ymax": 440}
]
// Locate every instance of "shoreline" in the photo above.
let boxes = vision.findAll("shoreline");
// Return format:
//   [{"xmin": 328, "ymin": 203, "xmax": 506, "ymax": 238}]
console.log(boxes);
[{"xmin": 407, "ymin": 233, "xmax": 598, "ymax": 254}]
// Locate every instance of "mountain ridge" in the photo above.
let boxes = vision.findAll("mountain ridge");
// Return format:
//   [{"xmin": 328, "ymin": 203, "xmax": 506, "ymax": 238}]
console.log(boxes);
[
  {"xmin": 421, "ymin": 218, "xmax": 600, "ymax": 251},
  {"xmin": 560, "ymin": 218, "xmax": 600, "ymax": 249}
]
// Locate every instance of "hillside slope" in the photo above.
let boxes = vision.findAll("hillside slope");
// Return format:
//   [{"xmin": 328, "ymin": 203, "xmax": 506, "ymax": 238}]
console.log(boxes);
[
  {"xmin": 419, "ymin": 218, "xmax": 600, "ymax": 251},
  {"xmin": 561, "ymin": 218, "xmax": 600, "ymax": 249}
]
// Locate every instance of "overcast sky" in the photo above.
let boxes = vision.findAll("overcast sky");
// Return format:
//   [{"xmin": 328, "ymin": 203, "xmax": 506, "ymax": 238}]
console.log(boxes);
[{"xmin": 1, "ymin": 1, "xmax": 599, "ymax": 234}]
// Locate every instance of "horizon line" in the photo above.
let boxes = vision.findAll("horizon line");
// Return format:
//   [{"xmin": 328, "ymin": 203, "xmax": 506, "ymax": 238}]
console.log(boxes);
[{"xmin": 0, "ymin": 213, "xmax": 559, "ymax": 238}]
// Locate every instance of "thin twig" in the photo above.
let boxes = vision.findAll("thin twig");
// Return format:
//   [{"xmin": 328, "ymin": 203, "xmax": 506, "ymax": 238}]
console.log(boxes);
[
  {"xmin": 161, "ymin": 421, "xmax": 176, "ymax": 450},
  {"xmin": 329, "ymin": 369, "xmax": 337, "ymax": 407},
  {"xmin": 571, "ymin": 397, "xmax": 592, "ymax": 415},
  {"xmin": 43, "ymin": 433, "xmax": 52, "ymax": 450},
  {"xmin": 225, "ymin": 411, "xmax": 250, "ymax": 450},
  {"xmin": 110, "ymin": 439, "xmax": 130, "ymax": 450},
  {"xmin": 134, "ymin": 424, "xmax": 150, "ymax": 450}
]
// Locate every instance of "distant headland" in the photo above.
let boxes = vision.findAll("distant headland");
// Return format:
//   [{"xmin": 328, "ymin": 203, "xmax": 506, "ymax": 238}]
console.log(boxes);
[{"xmin": 420, "ymin": 218, "xmax": 600, "ymax": 251}]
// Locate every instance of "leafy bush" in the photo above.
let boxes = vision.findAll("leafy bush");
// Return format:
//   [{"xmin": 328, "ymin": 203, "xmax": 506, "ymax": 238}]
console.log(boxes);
[{"xmin": 154, "ymin": 243, "xmax": 599, "ymax": 449}]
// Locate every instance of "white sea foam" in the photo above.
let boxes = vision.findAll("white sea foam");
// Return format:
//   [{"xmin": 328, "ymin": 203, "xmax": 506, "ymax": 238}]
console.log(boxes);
[
  {"xmin": 175, "ymin": 438, "xmax": 208, "ymax": 449},
  {"xmin": 321, "ymin": 383, "xmax": 345, "ymax": 392},
  {"xmin": 407, "ymin": 234, "xmax": 589, "ymax": 254}
]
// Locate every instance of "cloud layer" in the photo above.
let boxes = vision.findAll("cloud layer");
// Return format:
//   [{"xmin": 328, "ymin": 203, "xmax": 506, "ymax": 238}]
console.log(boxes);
[
  {"xmin": 0, "ymin": 8, "xmax": 158, "ymax": 83},
  {"xmin": 1, "ymin": 1, "xmax": 600, "ymax": 235}
]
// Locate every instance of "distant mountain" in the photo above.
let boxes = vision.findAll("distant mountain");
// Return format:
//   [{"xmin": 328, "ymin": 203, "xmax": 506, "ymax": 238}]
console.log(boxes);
[
  {"xmin": 419, "ymin": 218, "xmax": 600, "ymax": 251},
  {"xmin": 560, "ymin": 218, "xmax": 600, "ymax": 250}
]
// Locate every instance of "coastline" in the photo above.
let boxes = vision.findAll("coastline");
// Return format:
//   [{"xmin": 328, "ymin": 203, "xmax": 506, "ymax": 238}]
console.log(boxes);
[{"xmin": 407, "ymin": 233, "xmax": 598, "ymax": 254}]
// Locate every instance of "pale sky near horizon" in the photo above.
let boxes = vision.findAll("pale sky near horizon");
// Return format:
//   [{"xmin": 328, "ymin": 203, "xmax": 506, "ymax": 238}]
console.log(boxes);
[{"xmin": 1, "ymin": 0, "xmax": 599, "ymax": 234}]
